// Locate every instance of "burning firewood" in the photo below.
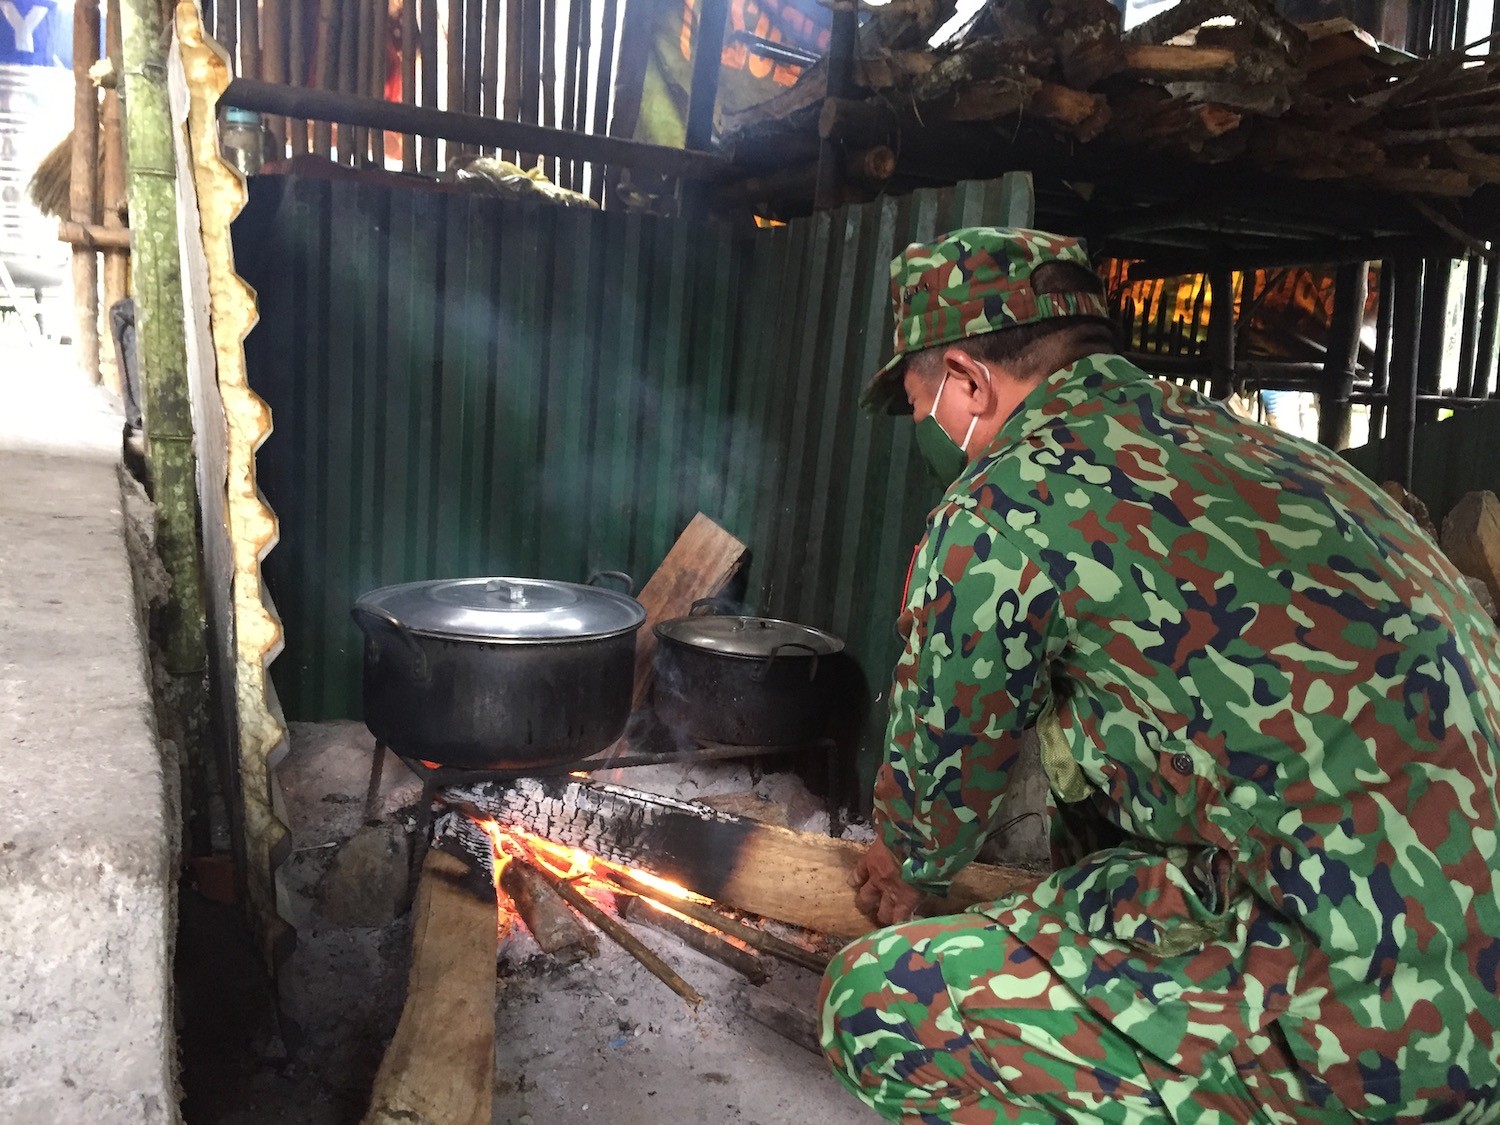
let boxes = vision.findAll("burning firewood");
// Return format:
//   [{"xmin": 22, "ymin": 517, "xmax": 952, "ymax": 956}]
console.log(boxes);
[
  {"xmin": 518, "ymin": 853, "xmax": 706, "ymax": 1009},
  {"xmin": 599, "ymin": 864, "xmax": 831, "ymax": 975},
  {"xmin": 498, "ymin": 854, "xmax": 598, "ymax": 963},
  {"xmin": 448, "ymin": 775, "xmax": 1040, "ymax": 938},
  {"xmin": 621, "ymin": 896, "xmax": 770, "ymax": 985}
]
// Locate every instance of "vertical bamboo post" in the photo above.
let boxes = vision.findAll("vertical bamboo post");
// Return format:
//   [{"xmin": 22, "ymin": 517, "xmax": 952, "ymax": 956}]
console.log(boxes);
[
  {"xmin": 120, "ymin": 0, "xmax": 213, "ymax": 855},
  {"xmin": 539, "ymin": 0, "xmax": 557, "ymax": 177},
  {"xmin": 1387, "ymin": 260, "xmax": 1423, "ymax": 487},
  {"xmin": 402, "ymin": 0, "xmax": 418, "ymax": 168},
  {"xmin": 447, "ymin": 0, "xmax": 464, "ymax": 163},
  {"xmin": 101, "ymin": 0, "xmax": 128, "ymax": 394},
  {"xmin": 262, "ymin": 0, "xmax": 286, "ymax": 147},
  {"xmin": 312, "ymin": 0, "xmax": 340, "ymax": 155},
  {"xmin": 241, "ymin": 0, "xmax": 262, "ymax": 79},
  {"xmin": 1476, "ymin": 258, "xmax": 1500, "ymax": 399},
  {"xmin": 1206, "ymin": 268, "xmax": 1235, "ymax": 400},
  {"xmin": 502, "ymin": 0, "xmax": 521, "ymax": 163},
  {"xmin": 419, "ymin": 0, "xmax": 439, "ymax": 170},
  {"xmin": 588, "ymin": 0, "xmax": 618, "ymax": 202},
  {"xmin": 290, "ymin": 0, "xmax": 309, "ymax": 152},
  {"xmin": 482, "ymin": 0, "xmax": 501, "ymax": 147},
  {"xmin": 1415, "ymin": 255, "xmax": 1449, "ymax": 425},
  {"xmin": 1369, "ymin": 262, "xmax": 1394, "ymax": 445},
  {"xmin": 365, "ymin": 0, "xmax": 387, "ymax": 162},
  {"xmin": 1317, "ymin": 262, "xmax": 1367, "ymax": 452},
  {"xmin": 569, "ymin": 0, "xmax": 589, "ymax": 185},
  {"xmin": 559, "ymin": 0, "xmax": 582, "ymax": 186},
  {"xmin": 338, "ymin": 0, "xmax": 362, "ymax": 163},
  {"xmin": 464, "ymin": 0, "xmax": 483, "ymax": 135},
  {"xmin": 217, "ymin": 0, "xmax": 238, "ymax": 68},
  {"xmin": 71, "ymin": 0, "xmax": 102, "ymax": 384},
  {"xmin": 1454, "ymin": 254, "xmax": 1483, "ymax": 399},
  {"xmin": 518, "ymin": 0, "xmax": 540, "ymax": 167}
]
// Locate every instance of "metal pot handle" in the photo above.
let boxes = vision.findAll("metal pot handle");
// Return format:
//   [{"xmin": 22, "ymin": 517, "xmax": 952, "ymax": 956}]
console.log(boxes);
[
  {"xmin": 752, "ymin": 641, "xmax": 821, "ymax": 684},
  {"xmin": 689, "ymin": 597, "xmax": 729, "ymax": 617},
  {"xmin": 586, "ymin": 570, "xmax": 636, "ymax": 595},
  {"xmin": 350, "ymin": 604, "xmax": 430, "ymax": 680}
]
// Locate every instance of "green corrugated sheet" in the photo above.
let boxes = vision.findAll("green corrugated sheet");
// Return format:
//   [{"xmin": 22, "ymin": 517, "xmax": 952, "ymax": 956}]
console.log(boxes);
[
  {"xmin": 1343, "ymin": 401, "xmax": 1500, "ymax": 524},
  {"xmin": 234, "ymin": 174, "xmax": 1033, "ymax": 799}
]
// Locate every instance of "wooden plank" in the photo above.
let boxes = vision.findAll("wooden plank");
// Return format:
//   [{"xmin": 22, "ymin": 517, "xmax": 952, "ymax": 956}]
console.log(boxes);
[
  {"xmin": 481, "ymin": 0, "xmax": 501, "ymax": 151},
  {"xmin": 362, "ymin": 849, "xmax": 500, "ymax": 1125},
  {"xmin": 630, "ymin": 512, "xmax": 749, "ymax": 709},
  {"xmin": 456, "ymin": 775, "xmax": 1039, "ymax": 939}
]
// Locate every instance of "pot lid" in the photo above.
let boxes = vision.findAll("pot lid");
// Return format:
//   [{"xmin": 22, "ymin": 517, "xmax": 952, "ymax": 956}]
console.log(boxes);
[
  {"xmin": 655, "ymin": 615, "xmax": 844, "ymax": 658},
  {"xmin": 356, "ymin": 578, "xmax": 645, "ymax": 641}
]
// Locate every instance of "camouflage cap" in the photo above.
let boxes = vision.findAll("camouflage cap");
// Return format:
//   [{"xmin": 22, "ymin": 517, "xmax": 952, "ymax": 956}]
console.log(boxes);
[{"xmin": 861, "ymin": 226, "xmax": 1112, "ymax": 414}]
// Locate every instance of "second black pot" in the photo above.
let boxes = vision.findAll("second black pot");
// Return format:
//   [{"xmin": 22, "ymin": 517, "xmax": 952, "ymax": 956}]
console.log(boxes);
[{"xmin": 652, "ymin": 605, "xmax": 844, "ymax": 746}]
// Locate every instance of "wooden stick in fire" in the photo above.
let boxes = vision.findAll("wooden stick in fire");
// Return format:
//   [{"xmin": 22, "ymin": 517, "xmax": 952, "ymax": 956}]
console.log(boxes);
[
  {"xmin": 518, "ymin": 855, "xmax": 704, "ymax": 1008},
  {"xmin": 621, "ymin": 896, "xmax": 768, "ymax": 985},
  {"xmin": 599, "ymin": 865, "xmax": 832, "ymax": 975},
  {"xmin": 498, "ymin": 855, "xmax": 598, "ymax": 963}
]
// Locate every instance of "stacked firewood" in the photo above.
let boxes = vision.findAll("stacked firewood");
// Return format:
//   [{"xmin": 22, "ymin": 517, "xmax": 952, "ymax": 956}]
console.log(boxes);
[{"xmin": 724, "ymin": 0, "xmax": 1500, "ymax": 200}]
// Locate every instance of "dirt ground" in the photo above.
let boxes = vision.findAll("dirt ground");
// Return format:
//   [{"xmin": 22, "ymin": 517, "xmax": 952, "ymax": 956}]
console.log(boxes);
[{"xmin": 179, "ymin": 721, "xmax": 879, "ymax": 1124}]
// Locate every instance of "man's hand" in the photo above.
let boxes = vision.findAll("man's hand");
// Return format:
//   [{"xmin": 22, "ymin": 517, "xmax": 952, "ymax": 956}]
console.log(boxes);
[{"xmin": 848, "ymin": 838, "xmax": 927, "ymax": 925}]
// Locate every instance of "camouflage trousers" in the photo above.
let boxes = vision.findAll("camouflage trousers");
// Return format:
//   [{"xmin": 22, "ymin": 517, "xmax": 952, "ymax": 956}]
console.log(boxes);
[{"xmin": 819, "ymin": 910, "xmax": 1334, "ymax": 1124}]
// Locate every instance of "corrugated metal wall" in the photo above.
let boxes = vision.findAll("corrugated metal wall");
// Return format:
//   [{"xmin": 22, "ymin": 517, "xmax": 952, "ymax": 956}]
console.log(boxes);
[
  {"xmin": 1343, "ymin": 401, "xmax": 1500, "ymax": 525},
  {"xmin": 234, "ymin": 172, "xmax": 1030, "ymax": 795}
]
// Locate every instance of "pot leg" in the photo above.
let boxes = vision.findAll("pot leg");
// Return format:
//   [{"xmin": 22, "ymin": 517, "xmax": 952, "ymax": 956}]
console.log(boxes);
[{"xmin": 363, "ymin": 741, "xmax": 388, "ymax": 823}]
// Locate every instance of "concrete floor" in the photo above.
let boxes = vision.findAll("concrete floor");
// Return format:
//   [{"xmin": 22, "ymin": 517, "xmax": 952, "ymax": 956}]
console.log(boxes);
[{"xmin": 223, "ymin": 720, "xmax": 881, "ymax": 1124}]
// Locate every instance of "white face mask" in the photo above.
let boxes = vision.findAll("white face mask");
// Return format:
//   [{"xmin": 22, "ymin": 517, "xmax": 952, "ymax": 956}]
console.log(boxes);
[{"xmin": 927, "ymin": 363, "xmax": 992, "ymax": 452}]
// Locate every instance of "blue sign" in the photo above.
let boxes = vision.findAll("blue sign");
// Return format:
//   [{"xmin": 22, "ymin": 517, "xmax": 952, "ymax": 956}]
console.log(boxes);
[{"xmin": 1, "ymin": 0, "xmax": 74, "ymax": 68}]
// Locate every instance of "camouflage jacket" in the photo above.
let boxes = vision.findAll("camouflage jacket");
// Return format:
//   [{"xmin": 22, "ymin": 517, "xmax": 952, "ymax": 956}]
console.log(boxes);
[{"xmin": 872, "ymin": 352, "xmax": 1500, "ymax": 1109}]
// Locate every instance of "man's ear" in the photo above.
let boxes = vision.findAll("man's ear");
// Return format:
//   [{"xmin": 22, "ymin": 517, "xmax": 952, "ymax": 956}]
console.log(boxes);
[{"xmin": 940, "ymin": 348, "xmax": 996, "ymax": 414}]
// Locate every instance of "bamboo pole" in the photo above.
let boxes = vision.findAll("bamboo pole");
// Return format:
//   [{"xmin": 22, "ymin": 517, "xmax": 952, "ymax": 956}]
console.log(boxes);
[
  {"xmin": 587, "ymin": 0, "xmax": 617, "ymax": 202},
  {"xmin": 539, "ymin": 0, "xmax": 556, "ymax": 177},
  {"xmin": 350, "ymin": 0, "xmax": 371, "ymax": 160},
  {"xmin": 366, "ymin": 0, "xmax": 387, "ymax": 162},
  {"xmin": 338, "ymin": 0, "xmax": 361, "ymax": 162},
  {"xmin": 501, "ymin": 0, "xmax": 521, "ymax": 164},
  {"xmin": 241, "ymin": 0, "xmax": 262, "ymax": 79},
  {"xmin": 402, "ymin": 0, "xmax": 417, "ymax": 168},
  {"xmin": 559, "ymin": 0, "xmax": 581, "ymax": 187},
  {"xmin": 290, "ymin": 0, "xmax": 309, "ymax": 152},
  {"xmin": 463, "ymin": 0, "xmax": 482, "ymax": 139},
  {"xmin": 217, "ymin": 0, "xmax": 238, "ymax": 69},
  {"xmin": 419, "ymin": 0, "xmax": 439, "ymax": 170},
  {"xmin": 101, "ymin": 0, "xmax": 128, "ymax": 395},
  {"xmin": 518, "ymin": 0, "xmax": 540, "ymax": 167},
  {"xmin": 446, "ymin": 0, "xmax": 464, "ymax": 163},
  {"xmin": 261, "ymin": 0, "xmax": 286, "ymax": 145},
  {"xmin": 481, "ymin": 0, "xmax": 500, "ymax": 152},
  {"xmin": 120, "ymin": 0, "xmax": 213, "ymax": 855},
  {"xmin": 71, "ymin": 0, "xmax": 102, "ymax": 384},
  {"xmin": 312, "ymin": 0, "xmax": 340, "ymax": 155}
]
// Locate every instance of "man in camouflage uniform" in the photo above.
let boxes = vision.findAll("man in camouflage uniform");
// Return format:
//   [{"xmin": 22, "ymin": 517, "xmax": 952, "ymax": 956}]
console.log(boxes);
[{"xmin": 821, "ymin": 227, "xmax": 1500, "ymax": 1122}]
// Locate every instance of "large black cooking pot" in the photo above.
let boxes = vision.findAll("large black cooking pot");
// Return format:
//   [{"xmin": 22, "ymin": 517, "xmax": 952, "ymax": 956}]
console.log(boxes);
[
  {"xmin": 653, "ymin": 603, "xmax": 844, "ymax": 746},
  {"xmin": 351, "ymin": 573, "xmax": 644, "ymax": 769}
]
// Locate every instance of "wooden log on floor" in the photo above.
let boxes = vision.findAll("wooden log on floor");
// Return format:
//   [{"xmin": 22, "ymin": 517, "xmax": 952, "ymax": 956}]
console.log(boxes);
[
  {"xmin": 621, "ymin": 895, "xmax": 768, "ymax": 984},
  {"xmin": 451, "ymin": 776, "xmax": 1040, "ymax": 939},
  {"xmin": 1441, "ymin": 491, "xmax": 1500, "ymax": 608},
  {"xmin": 630, "ymin": 512, "xmax": 748, "ymax": 709},
  {"xmin": 735, "ymin": 988, "xmax": 821, "ymax": 1056},
  {"xmin": 499, "ymin": 855, "xmax": 598, "ymax": 962},
  {"xmin": 363, "ymin": 848, "xmax": 502, "ymax": 1125}
]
